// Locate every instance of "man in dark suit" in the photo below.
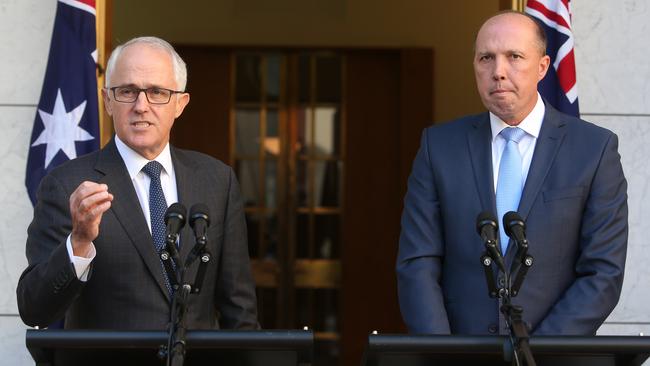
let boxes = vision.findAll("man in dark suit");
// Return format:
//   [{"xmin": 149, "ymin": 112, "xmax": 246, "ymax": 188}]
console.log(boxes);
[
  {"xmin": 17, "ymin": 37, "xmax": 258, "ymax": 330},
  {"xmin": 397, "ymin": 11, "xmax": 627, "ymax": 335}
]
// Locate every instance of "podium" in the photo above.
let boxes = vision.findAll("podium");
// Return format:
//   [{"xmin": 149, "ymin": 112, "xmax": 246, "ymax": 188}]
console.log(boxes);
[
  {"xmin": 26, "ymin": 329, "xmax": 313, "ymax": 366},
  {"xmin": 362, "ymin": 334, "xmax": 650, "ymax": 366}
]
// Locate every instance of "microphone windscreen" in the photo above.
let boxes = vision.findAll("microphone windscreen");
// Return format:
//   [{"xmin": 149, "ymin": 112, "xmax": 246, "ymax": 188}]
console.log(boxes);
[
  {"xmin": 476, "ymin": 211, "xmax": 498, "ymax": 234},
  {"xmin": 503, "ymin": 211, "xmax": 525, "ymax": 236},
  {"xmin": 165, "ymin": 202, "xmax": 187, "ymax": 225},
  {"xmin": 189, "ymin": 203, "xmax": 210, "ymax": 228}
]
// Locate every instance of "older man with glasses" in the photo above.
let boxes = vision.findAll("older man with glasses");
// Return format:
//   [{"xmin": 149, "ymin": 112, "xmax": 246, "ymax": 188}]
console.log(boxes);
[{"xmin": 17, "ymin": 36, "xmax": 259, "ymax": 331}]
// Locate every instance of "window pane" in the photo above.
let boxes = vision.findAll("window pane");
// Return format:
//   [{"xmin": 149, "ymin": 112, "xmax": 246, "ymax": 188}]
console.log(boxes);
[
  {"xmin": 295, "ymin": 289, "xmax": 313, "ymax": 329},
  {"xmin": 266, "ymin": 54, "xmax": 281, "ymax": 103},
  {"xmin": 257, "ymin": 287, "xmax": 278, "ymax": 329},
  {"xmin": 296, "ymin": 213, "xmax": 310, "ymax": 258},
  {"xmin": 236, "ymin": 54, "xmax": 262, "ymax": 102},
  {"xmin": 316, "ymin": 56, "xmax": 341, "ymax": 103},
  {"xmin": 298, "ymin": 54, "xmax": 311, "ymax": 104},
  {"xmin": 314, "ymin": 107, "xmax": 340, "ymax": 156},
  {"xmin": 235, "ymin": 109, "xmax": 260, "ymax": 157},
  {"xmin": 246, "ymin": 212, "xmax": 261, "ymax": 257},
  {"xmin": 263, "ymin": 211, "xmax": 279, "ymax": 259},
  {"xmin": 267, "ymin": 108, "xmax": 279, "ymax": 137},
  {"xmin": 235, "ymin": 159, "xmax": 260, "ymax": 207},
  {"xmin": 314, "ymin": 160, "xmax": 341, "ymax": 207},
  {"xmin": 264, "ymin": 109, "xmax": 280, "ymax": 159},
  {"xmin": 295, "ymin": 288, "xmax": 338, "ymax": 331},
  {"xmin": 296, "ymin": 159, "xmax": 309, "ymax": 208},
  {"xmin": 297, "ymin": 107, "xmax": 313, "ymax": 156},
  {"xmin": 315, "ymin": 214, "xmax": 339, "ymax": 259},
  {"xmin": 315, "ymin": 289, "xmax": 338, "ymax": 331},
  {"xmin": 265, "ymin": 159, "xmax": 277, "ymax": 210}
]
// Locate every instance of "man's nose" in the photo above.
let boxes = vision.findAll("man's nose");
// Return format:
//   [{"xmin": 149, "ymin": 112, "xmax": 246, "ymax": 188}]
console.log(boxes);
[
  {"xmin": 492, "ymin": 57, "xmax": 507, "ymax": 81},
  {"xmin": 133, "ymin": 90, "xmax": 150, "ymax": 112}
]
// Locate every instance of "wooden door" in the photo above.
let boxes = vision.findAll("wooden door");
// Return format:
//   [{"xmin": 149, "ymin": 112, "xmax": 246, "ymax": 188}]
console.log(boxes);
[{"xmin": 172, "ymin": 46, "xmax": 433, "ymax": 366}]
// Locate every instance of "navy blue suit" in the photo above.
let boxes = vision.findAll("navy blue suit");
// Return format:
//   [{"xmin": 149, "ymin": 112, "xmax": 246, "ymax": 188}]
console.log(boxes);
[{"xmin": 397, "ymin": 103, "xmax": 628, "ymax": 335}]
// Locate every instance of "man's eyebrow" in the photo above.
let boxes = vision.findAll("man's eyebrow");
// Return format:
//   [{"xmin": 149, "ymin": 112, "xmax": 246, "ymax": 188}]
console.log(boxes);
[{"xmin": 112, "ymin": 83, "xmax": 167, "ymax": 89}]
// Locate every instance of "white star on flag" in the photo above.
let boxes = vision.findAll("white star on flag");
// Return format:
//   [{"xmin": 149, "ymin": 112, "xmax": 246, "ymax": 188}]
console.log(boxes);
[{"xmin": 32, "ymin": 88, "xmax": 95, "ymax": 168}]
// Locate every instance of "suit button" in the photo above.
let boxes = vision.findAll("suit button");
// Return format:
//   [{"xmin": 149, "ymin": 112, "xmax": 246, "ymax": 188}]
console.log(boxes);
[
  {"xmin": 488, "ymin": 324, "xmax": 498, "ymax": 334},
  {"xmin": 498, "ymin": 277, "xmax": 505, "ymax": 287}
]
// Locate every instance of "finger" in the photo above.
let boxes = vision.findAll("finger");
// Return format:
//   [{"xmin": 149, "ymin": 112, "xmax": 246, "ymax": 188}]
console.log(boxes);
[
  {"xmin": 76, "ymin": 190, "xmax": 113, "ymax": 217},
  {"xmin": 70, "ymin": 182, "xmax": 109, "ymax": 206},
  {"xmin": 91, "ymin": 200, "xmax": 112, "ymax": 222},
  {"xmin": 71, "ymin": 196, "xmax": 112, "ymax": 243},
  {"xmin": 71, "ymin": 184, "xmax": 111, "ymax": 213}
]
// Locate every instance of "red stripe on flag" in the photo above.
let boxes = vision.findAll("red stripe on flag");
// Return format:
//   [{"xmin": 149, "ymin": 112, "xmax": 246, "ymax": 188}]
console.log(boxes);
[
  {"xmin": 76, "ymin": 0, "xmax": 95, "ymax": 9},
  {"xmin": 527, "ymin": 0, "xmax": 570, "ymax": 29},
  {"xmin": 561, "ymin": 0, "xmax": 570, "ymax": 10},
  {"xmin": 556, "ymin": 50, "xmax": 577, "ymax": 93}
]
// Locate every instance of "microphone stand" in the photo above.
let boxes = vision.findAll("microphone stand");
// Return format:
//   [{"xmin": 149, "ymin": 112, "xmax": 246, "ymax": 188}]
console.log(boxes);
[
  {"xmin": 480, "ymin": 239, "xmax": 536, "ymax": 366},
  {"xmin": 168, "ymin": 282, "xmax": 190, "ymax": 366},
  {"xmin": 160, "ymin": 232, "xmax": 180, "ymax": 291},
  {"xmin": 163, "ymin": 233, "xmax": 212, "ymax": 366}
]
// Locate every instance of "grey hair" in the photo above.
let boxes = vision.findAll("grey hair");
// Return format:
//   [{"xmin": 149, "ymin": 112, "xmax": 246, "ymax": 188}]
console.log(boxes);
[{"xmin": 105, "ymin": 36, "xmax": 187, "ymax": 91}]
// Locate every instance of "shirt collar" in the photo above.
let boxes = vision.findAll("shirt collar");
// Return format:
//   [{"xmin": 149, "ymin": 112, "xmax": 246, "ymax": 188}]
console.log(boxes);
[
  {"xmin": 114, "ymin": 135, "xmax": 174, "ymax": 179},
  {"xmin": 490, "ymin": 92, "xmax": 545, "ymax": 141}
]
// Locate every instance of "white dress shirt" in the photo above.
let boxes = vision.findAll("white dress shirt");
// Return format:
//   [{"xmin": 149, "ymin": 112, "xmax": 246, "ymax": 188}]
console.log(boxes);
[
  {"xmin": 66, "ymin": 135, "xmax": 178, "ymax": 280},
  {"xmin": 490, "ymin": 93, "xmax": 545, "ymax": 192}
]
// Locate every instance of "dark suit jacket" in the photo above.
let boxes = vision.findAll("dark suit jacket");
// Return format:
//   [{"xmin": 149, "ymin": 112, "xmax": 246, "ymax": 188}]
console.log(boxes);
[
  {"xmin": 397, "ymin": 103, "xmax": 628, "ymax": 335},
  {"xmin": 17, "ymin": 139, "xmax": 258, "ymax": 330}
]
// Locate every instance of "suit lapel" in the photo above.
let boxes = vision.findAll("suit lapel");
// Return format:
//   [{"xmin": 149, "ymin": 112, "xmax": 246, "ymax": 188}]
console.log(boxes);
[
  {"xmin": 95, "ymin": 140, "xmax": 171, "ymax": 301},
  {"xmin": 517, "ymin": 104, "xmax": 567, "ymax": 220},
  {"xmin": 467, "ymin": 113, "xmax": 497, "ymax": 215}
]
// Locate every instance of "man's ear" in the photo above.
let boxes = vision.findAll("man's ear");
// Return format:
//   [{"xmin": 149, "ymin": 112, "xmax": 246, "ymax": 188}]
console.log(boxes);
[
  {"xmin": 538, "ymin": 55, "xmax": 551, "ymax": 81},
  {"xmin": 174, "ymin": 92, "xmax": 190, "ymax": 118},
  {"xmin": 101, "ymin": 88, "xmax": 113, "ymax": 116}
]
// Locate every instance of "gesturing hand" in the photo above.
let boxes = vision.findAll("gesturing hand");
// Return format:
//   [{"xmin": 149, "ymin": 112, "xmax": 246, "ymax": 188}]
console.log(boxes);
[{"xmin": 69, "ymin": 181, "xmax": 114, "ymax": 257}]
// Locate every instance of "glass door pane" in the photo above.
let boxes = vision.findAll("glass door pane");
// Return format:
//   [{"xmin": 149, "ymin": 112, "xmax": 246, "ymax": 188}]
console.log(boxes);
[{"xmin": 232, "ymin": 51, "xmax": 344, "ymax": 366}]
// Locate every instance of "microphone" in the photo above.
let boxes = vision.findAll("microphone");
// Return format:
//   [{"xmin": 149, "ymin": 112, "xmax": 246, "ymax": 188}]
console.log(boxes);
[
  {"xmin": 503, "ymin": 211, "xmax": 533, "ymax": 297},
  {"xmin": 476, "ymin": 211, "xmax": 505, "ymax": 272},
  {"xmin": 164, "ymin": 203, "xmax": 187, "ymax": 259},
  {"xmin": 189, "ymin": 203, "xmax": 210, "ymax": 247},
  {"xmin": 503, "ymin": 211, "xmax": 527, "ymax": 246}
]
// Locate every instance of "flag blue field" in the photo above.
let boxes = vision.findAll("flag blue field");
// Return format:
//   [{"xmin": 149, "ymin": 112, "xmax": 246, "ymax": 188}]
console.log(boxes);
[
  {"xmin": 526, "ymin": 0, "xmax": 580, "ymax": 117},
  {"xmin": 25, "ymin": 0, "xmax": 99, "ymax": 205}
]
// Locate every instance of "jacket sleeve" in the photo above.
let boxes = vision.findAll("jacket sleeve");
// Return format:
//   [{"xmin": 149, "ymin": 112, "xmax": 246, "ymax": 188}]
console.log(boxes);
[
  {"xmin": 534, "ymin": 133, "xmax": 628, "ymax": 334},
  {"xmin": 396, "ymin": 129, "xmax": 451, "ymax": 334},
  {"xmin": 17, "ymin": 173, "xmax": 87, "ymax": 327},
  {"xmin": 214, "ymin": 167, "xmax": 260, "ymax": 329}
]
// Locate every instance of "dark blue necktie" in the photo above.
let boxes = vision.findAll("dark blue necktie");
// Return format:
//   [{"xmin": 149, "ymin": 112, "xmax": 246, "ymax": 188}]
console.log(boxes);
[
  {"xmin": 141, "ymin": 161, "xmax": 172, "ymax": 296},
  {"xmin": 496, "ymin": 127, "xmax": 527, "ymax": 254}
]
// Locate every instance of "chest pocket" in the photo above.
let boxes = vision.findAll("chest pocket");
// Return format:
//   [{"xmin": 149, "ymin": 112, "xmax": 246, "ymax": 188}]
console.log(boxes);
[{"xmin": 543, "ymin": 186, "xmax": 585, "ymax": 202}]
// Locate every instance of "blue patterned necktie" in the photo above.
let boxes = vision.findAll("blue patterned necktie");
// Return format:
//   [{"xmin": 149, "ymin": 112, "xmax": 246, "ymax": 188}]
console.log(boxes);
[
  {"xmin": 141, "ymin": 161, "xmax": 172, "ymax": 295},
  {"xmin": 496, "ymin": 127, "xmax": 527, "ymax": 254}
]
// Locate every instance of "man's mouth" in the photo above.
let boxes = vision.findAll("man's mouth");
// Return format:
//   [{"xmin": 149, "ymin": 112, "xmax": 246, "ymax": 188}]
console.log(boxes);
[
  {"xmin": 131, "ymin": 121, "xmax": 153, "ymax": 127},
  {"xmin": 490, "ymin": 89, "xmax": 510, "ymax": 95}
]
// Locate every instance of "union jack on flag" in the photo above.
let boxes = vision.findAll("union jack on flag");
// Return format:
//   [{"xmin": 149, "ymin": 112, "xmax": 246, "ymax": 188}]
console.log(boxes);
[{"xmin": 526, "ymin": 0, "xmax": 580, "ymax": 117}]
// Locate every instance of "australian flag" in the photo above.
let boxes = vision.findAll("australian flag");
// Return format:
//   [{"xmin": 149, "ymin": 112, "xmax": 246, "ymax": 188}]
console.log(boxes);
[
  {"xmin": 25, "ymin": 0, "xmax": 100, "ymax": 205},
  {"xmin": 526, "ymin": 0, "xmax": 580, "ymax": 117}
]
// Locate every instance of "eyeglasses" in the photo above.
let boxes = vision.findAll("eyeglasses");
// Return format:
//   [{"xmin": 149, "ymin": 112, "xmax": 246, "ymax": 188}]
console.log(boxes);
[{"xmin": 108, "ymin": 86, "xmax": 184, "ymax": 104}]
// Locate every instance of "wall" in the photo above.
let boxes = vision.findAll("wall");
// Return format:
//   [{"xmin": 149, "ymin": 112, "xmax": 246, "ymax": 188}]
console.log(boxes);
[
  {"xmin": 572, "ymin": 0, "xmax": 650, "ymax": 336},
  {"xmin": 0, "ymin": 0, "xmax": 56, "ymax": 364}
]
